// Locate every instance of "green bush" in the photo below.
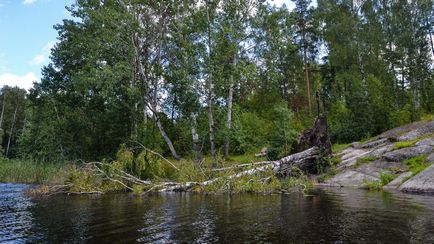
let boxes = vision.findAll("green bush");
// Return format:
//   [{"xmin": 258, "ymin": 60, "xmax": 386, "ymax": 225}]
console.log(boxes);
[
  {"xmin": 404, "ymin": 155, "xmax": 431, "ymax": 175},
  {"xmin": 363, "ymin": 180, "xmax": 382, "ymax": 191},
  {"xmin": 380, "ymin": 172, "xmax": 396, "ymax": 186},
  {"xmin": 390, "ymin": 104, "xmax": 412, "ymax": 128}
]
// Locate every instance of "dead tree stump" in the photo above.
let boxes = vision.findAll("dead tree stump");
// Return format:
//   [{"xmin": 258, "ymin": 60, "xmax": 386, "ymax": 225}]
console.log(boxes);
[{"xmin": 294, "ymin": 114, "xmax": 332, "ymax": 156}]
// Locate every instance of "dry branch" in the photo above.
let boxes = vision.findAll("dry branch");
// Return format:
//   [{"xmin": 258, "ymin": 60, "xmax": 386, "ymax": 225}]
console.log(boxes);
[{"xmin": 129, "ymin": 140, "xmax": 180, "ymax": 171}]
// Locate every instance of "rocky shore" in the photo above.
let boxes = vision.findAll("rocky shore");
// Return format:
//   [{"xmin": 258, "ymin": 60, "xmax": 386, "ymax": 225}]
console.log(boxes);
[{"xmin": 322, "ymin": 120, "xmax": 434, "ymax": 194}]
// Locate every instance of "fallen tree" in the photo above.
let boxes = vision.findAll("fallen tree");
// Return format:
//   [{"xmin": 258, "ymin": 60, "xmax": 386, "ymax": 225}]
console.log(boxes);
[
  {"xmin": 157, "ymin": 147, "xmax": 321, "ymax": 192},
  {"xmin": 33, "ymin": 146, "xmax": 322, "ymax": 196},
  {"xmin": 32, "ymin": 114, "xmax": 331, "ymax": 195}
]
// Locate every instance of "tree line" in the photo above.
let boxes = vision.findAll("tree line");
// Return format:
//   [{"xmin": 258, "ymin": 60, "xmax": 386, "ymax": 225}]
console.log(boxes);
[{"xmin": 3, "ymin": 0, "xmax": 433, "ymax": 166}]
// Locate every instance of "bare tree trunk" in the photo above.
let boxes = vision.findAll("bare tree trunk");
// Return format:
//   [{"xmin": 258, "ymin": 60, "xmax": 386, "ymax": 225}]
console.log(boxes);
[
  {"xmin": 0, "ymin": 93, "xmax": 6, "ymax": 151},
  {"xmin": 302, "ymin": 30, "xmax": 311, "ymax": 114},
  {"xmin": 133, "ymin": 21, "xmax": 181, "ymax": 161},
  {"xmin": 223, "ymin": 82, "xmax": 234, "ymax": 159},
  {"xmin": 0, "ymin": 92, "xmax": 6, "ymax": 128},
  {"xmin": 6, "ymin": 99, "xmax": 19, "ymax": 157},
  {"xmin": 427, "ymin": 16, "xmax": 434, "ymax": 57},
  {"xmin": 191, "ymin": 113, "xmax": 201, "ymax": 166},
  {"xmin": 207, "ymin": 83, "xmax": 217, "ymax": 168},
  {"xmin": 153, "ymin": 108, "xmax": 180, "ymax": 160},
  {"xmin": 206, "ymin": 1, "xmax": 217, "ymax": 168}
]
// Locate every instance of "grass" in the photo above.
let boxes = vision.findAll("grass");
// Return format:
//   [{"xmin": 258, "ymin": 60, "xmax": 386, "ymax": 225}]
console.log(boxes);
[
  {"xmin": 362, "ymin": 172, "xmax": 397, "ymax": 191},
  {"xmin": 227, "ymin": 153, "xmax": 265, "ymax": 164},
  {"xmin": 363, "ymin": 180, "xmax": 383, "ymax": 191},
  {"xmin": 0, "ymin": 158, "xmax": 67, "ymax": 184},
  {"xmin": 392, "ymin": 140, "xmax": 418, "ymax": 150},
  {"xmin": 403, "ymin": 155, "xmax": 431, "ymax": 175},
  {"xmin": 318, "ymin": 167, "xmax": 337, "ymax": 183},
  {"xmin": 332, "ymin": 143, "xmax": 350, "ymax": 153},
  {"xmin": 392, "ymin": 132, "xmax": 434, "ymax": 151},
  {"xmin": 380, "ymin": 172, "xmax": 396, "ymax": 185},
  {"xmin": 353, "ymin": 156, "xmax": 378, "ymax": 168}
]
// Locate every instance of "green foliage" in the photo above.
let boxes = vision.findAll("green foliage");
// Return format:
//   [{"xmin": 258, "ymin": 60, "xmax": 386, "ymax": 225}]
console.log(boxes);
[
  {"xmin": 174, "ymin": 159, "xmax": 206, "ymax": 184},
  {"xmin": 1, "ymin": 0, "xmax": 433, "ymax": 192},
  {"xmin": 67, "ymin": 166, "xmax": 103, "ymax": 193},
  {"xmin": 329, "ymin": 156, "xmax": 342, "ymax": 166},
  {"xmin": 230, "ymin": 110, "xmax": 271, "ymax": 154},
  {"xmin": 227, "ymin": 153, "xmax": 264, "ymax": 165},
  {"xmin": 420, "ymin": 114, "xmax": 434, "ymax": 122},
  {"xmin": 380, "ymin": 172, "xmax": 396, "ymax": 186},
  {"xmin": 362, "ymin": 172, "xmax": 397, "ymax": 191},
  {"xmin": 116, "ymin": 145, "xmax": 134, "ymax": 172},
  {"xmin": 266, "ymin": 148, "xmax": 281, "ymax": 161},
  {"xmin": 317, "ymin": 167, "xmax": 337, "ymax": 183},
  {"xmin": 392, "ymin": 140, "xmax": 417, "ymax": 150},
  {"xmin": 332, "ymin": 143, "xmax": 350, "ymax": 153},
  {"xmin": 404, "ymin": 155, "xmax": 431, "ymax": 175},
  {"xmin": 363, "ymin": 180, "xmax": 383, "ymax": 191},
  {"xmin": 0, "ymin": 86, "xmax": 27, "ymax": 158},
  {"xmin": 267, "ymin": 104, "xmax": 298, "ymax": 158},
  {"xmin": 390, "ymin": 104, "xmax": 413, "ymax": 128},
  {"xmin": 354, "ymin": 156, "xmax": 378, "ymax": 168},
  {"xmin": 0, "ymin": 158, "xmax": 66, "ymax": 184},
  {"xmin": 115, "ymin": 146, "xmax": 172, "ymax": 180},
  {"xmin": 328, "ymin": 100, "xmax": 355, "ymax": 142}
]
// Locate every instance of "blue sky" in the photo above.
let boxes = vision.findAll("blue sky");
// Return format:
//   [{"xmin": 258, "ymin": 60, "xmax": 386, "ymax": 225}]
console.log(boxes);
[
  {"xmin": 0, "ymin": 0, "xmax": 74, "ymax": 90},
  {"xmin": 0, "ymin": 0, "xmax": 293, "ymax": 90}
]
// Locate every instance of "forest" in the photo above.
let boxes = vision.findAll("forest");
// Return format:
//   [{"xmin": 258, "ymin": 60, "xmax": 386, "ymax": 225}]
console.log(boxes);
[{"xmin": 0, "ymin": 0, "xmax": 433, "ymax": 193}]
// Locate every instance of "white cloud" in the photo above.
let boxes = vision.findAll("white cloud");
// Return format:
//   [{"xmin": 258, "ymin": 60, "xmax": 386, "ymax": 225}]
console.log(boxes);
[
  {"xmin": 43, "ymin": 41, "xmax": 55, "ymax": 53},
  {"xmin": 0, "ymin": 72, "xmax": 37, "ymax": 90},
  {"xmin": 23, "ymin": 0, "xmax": 37, "ymax": 5},
  {"xmin": 27, "ymin": 41, "xmax": 55, "ymax": 67},
  {"xmin": 29, "ymin": 54, "xmax": 46, "ymax": 66}
]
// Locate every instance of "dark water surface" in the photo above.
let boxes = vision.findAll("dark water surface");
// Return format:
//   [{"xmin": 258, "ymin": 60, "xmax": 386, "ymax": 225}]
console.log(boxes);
[{"xmin": 1, "ymin": 183, "xmax": 434, "ymax": 243}]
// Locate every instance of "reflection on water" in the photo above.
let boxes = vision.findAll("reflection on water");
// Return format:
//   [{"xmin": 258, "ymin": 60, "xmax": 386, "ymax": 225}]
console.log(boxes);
[{"xmin": 1, "ymin": 183, "xmax": 434, "ymax": 243}]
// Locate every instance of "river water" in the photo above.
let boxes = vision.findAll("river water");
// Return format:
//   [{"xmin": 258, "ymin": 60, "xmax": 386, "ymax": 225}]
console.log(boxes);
[{"xmin": 1, "ymin": 183, "xmax": 434, "ymax": 243}]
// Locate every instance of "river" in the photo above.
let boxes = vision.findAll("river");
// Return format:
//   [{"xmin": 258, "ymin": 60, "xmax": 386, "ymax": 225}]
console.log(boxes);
[{"xmin": 1, "ymin": 183, "xmax": 434, "ymax": 243}]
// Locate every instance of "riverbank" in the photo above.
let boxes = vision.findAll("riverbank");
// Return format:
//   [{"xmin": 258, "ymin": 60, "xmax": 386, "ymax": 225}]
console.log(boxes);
[
  {"xmin": 0, "ymin": 155, "xmax": 316, "ymax": 195},
  {"xmin": 320, "ymin": 119, "xmax": 434, "ymax": 193},
  {"xmin": 0, "ymin": 159, "xmax": 67, "ymax": 185},
  {"xmin": 2, "ymin": 118, "xmax": 433, "ymax": 196}
]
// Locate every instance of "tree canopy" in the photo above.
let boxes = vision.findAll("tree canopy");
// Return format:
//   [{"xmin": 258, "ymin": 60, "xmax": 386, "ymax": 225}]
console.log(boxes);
[{"xmin": 2, "ymin": 0, "xmax": 432, "ymax": 165}]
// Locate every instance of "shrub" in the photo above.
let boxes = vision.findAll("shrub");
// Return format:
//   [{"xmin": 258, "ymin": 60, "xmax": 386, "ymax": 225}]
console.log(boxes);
[
  {"xmin": 380, "ymin": 172, "xmax": 396, "ymax": 186},
  {"xmin": 363, "ymin": 180, "xmax": 382, "ymax": 191},
  {"xmin": 404, "ymin": 155, "xmax": 430, "ymax": 175},
  {"xmin": 390, "ymin": 104, "xmax": 412, "ymax": 128}
]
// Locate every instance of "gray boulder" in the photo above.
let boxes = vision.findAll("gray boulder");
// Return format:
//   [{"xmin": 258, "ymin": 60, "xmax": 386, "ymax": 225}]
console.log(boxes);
[
  {"xmin": 415, "ymin": 137, "xmax": 434, "ymax": 147},
  {"xmin": 358, "ymin": 138, "xmax": 389, "ymax": 149},
  {"xmin": 397, "ymin": 120, "xmax": 434, "ymax": 141},
  {"xmin": 382, "ymin": 145, "xmax": 433, "ymax": 162},
  {"xmin": 427, "ymin": 152, "xmax": 434, "ymax": 163},
  {"xmin": 399, "ymin": 164, "xmax": 434, "ymax": 193},
  {"xmin": 356, "ymin": 160, "xmax": 405, "ymax": 178},
  {"xmin": 326, "ymin": 170, "xmax": 378, "ymax": 187}
]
